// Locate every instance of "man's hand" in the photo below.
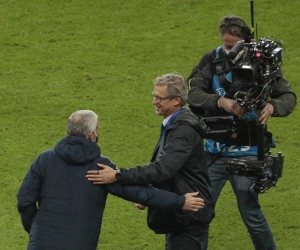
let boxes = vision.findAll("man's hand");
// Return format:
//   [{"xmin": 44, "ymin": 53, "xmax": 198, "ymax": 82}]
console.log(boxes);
[
  {"xmin": 218, "ymin": 97, "xmax": 245, "ymax": 119},
  {"xmin": 183, "ymin": 192, "xmax": 205, "ymax": 212},
  {"xmin": 259, "ymin": 103, "xmax": 274, "ymax": 125},
  {"xmin": 86, "ymin": 164, "xmax": 117, "ymax": 184},
  {"xmin": 135, "ymin": 203, "xmax": 147, "ymax": 210}
]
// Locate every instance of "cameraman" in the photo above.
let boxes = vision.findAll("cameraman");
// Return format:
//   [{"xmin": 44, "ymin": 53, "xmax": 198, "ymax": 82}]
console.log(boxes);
[{"xmin": 187, "ymin": 15, "xmax": 297, "ymax": 250}]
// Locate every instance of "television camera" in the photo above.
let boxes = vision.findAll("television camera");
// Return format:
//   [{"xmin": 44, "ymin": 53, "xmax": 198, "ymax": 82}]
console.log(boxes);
[
  {"xmin": 226, "ymin": 37, "xmax": 284, "ymax": 112},
  {"xmin": 201, "ymin": 0, "xmax": 285, "ymax": 193}
]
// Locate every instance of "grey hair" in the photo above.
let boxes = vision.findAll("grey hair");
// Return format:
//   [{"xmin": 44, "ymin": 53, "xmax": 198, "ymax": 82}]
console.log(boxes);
[
  {"xmin": 153, "ymin": 73, "xmax": 188, "ymax": 106},
  {"xmin": 66, "ymin": 110, "xmax": 98, "ymax": 139},
  {"xmin": 219, "ymin": 15, "xmax": 249, "ymax": 39}
]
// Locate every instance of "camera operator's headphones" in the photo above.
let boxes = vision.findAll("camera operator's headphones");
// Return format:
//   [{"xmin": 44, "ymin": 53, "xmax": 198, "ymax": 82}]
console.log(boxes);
[{"xmin": 220, "ymin": 21, "xmax": 252, "ymax": 43}]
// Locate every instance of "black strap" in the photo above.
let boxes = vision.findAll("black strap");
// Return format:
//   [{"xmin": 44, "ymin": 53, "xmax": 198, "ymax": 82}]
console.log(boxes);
[
  {"xmin": 207, "ymin": 145, "xmax": 226, "ymax": 168},
  {"xmin": 213, "ymin": 47, "xmax": 233, "ymax": 91}
]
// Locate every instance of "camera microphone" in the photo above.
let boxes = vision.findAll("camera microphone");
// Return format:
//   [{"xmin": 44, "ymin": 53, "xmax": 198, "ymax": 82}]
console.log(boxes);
[{"xmin": 228, "ymin": 40, "xmax": 245, "ymax": 60}]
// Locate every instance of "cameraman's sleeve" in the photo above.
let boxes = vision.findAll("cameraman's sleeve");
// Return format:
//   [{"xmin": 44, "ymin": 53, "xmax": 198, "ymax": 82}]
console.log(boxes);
[
  {"xmin": 188, "ymin": 57, "xmax": 221, "ymax": 111},
  {"xmin": 268, "ymin": 73, "xmax": 297, "ymax": 116},
  {"xmin": 105, "ymin": 183, "xmax": 185, "ymax": 209}
]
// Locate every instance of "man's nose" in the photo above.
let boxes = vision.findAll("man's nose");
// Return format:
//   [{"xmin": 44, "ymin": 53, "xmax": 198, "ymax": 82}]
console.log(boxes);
[{"xmin": 152, "ymin": 97, "xmax": 159, "ymax": 104}]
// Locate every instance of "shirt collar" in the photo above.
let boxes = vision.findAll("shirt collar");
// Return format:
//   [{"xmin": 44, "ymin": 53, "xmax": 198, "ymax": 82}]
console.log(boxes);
[
  {"xmin": 162, "ymin": 107, "xmax": 185, "ymax": 127},
  {"xmin": 162, "ymin": 114, "xmax": 172, "ymax": 127}
]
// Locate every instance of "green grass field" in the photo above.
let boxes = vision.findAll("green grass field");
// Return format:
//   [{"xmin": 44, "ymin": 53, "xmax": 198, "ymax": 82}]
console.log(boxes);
[{"xmin": 0, "ymin": 0, "xmax": 299, "ymax": 249}]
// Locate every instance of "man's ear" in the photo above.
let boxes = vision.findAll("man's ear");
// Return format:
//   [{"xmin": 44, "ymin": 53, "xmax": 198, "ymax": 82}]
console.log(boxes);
[
  {"xmin": 88, "ymin": 131, "xmax": 94, "ymax": 141},
  {"xmin": 174, "ymin": 96, "xmax": 182, "ymax": 106}
]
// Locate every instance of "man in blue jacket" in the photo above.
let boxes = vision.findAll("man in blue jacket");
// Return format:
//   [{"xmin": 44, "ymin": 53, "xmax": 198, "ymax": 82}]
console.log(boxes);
[{"xmin": 17, "ymin": 109, "xmax": 204, "ymax": 250}]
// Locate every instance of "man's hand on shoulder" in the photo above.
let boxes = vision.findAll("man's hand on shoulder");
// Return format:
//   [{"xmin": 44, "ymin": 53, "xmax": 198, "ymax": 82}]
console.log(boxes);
[
  {"xmin": 86, "ymin": 164, "xmax": 117, "ymax": 184},
  {"xmin": 182, "ymin": 192, "xmax": 205, "ymax": 212}
]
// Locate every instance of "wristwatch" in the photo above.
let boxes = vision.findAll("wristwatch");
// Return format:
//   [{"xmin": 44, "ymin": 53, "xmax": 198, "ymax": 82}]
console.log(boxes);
[{"xmin": 115, "ymin": 169, "xmax": 122, "ymax": 182}]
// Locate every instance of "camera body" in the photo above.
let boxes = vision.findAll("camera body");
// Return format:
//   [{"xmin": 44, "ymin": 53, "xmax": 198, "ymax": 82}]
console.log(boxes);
[{"xmin": 226, "ymin": 37, "xmax": 284, "ymax": 111}]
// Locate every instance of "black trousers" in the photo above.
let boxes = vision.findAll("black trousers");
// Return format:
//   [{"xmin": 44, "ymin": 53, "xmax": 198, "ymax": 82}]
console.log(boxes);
[{"xmin": 165, "ymin": 228, "xmax": 205, "ymax": 250}]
